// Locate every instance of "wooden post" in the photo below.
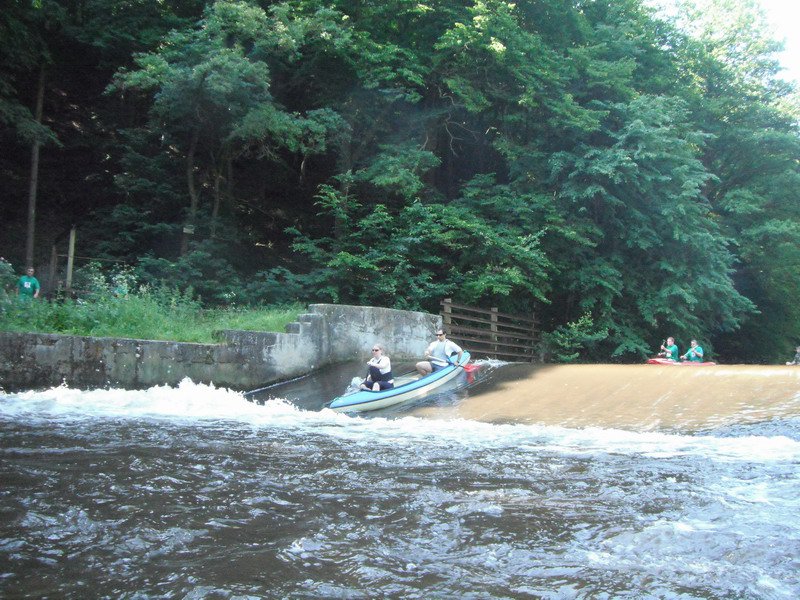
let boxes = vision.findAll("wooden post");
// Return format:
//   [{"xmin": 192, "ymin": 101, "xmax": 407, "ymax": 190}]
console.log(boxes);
[
  {"xmin": 491, "ymin": 307, "xmax": 498, "ymax": 359},
  {"xmin": 49, "ymin": 244, "xmax": 57, "ymax": 293},
  {"xmin": 65, "ymin": 226, "xmax": 76, "ymax": 290},
  {"xmin": 530, "ymin": 310, "xmax": 537, "ymax": 362},
  {"xmin": 25, "ymin": 66, "xmax": 46, "ymax": 269},
  {"xmin": 442, "ymin": 298, "xmax": 452, "ymax": 333}
]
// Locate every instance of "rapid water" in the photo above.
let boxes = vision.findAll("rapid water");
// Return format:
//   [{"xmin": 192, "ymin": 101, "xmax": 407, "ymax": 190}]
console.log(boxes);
[{"xmin": 1, "ymin": 363, "xmax": 799, "ymax": 599}]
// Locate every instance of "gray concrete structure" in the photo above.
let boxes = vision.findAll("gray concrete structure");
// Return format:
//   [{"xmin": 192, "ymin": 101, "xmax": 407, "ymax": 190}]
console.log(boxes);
[{"xmin": 0, "ymin": 304, "xmax": 441, "ymax": 392}]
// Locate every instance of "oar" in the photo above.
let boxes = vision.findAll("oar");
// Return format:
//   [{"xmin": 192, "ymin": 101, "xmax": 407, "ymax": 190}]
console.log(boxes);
[{"xmin": 443, "ymin": 353, "xmax": 478, "ymax": 373}]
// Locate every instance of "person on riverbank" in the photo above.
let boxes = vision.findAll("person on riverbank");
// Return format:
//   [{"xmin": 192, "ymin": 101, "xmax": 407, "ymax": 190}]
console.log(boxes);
[
  {"xmin": 360, "ymin": 344, "xmax": 394, "ymax": 391},
  {"xmin": 786, "ymin": 346, "xmax": 800, "ymax": 365},
  {"xmin": 681, "ymin": 339, "xmax": 704, "ymax": 362},
  {"xmin": 416, "ymin": 329, "xmax": 463, "ymax": 376},
  {"xmin": 17, "ymin": 267, "xmax": 40, "ymax": 301},
  {"xmin": 658, "ymin": 337, "xmax": 680, "ymax": 361}
]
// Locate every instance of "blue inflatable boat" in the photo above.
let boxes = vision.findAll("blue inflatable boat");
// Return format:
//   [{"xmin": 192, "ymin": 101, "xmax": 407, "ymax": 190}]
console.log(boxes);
[{"xmin": 327, "ymin": 352, "xmax": 471, "ymax": 413}]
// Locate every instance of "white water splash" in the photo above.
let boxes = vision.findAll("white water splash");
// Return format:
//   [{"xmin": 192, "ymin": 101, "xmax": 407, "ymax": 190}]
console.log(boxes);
[{"xmin": 2, "ymin": 379, "xmax": 798, "ymax": 465}]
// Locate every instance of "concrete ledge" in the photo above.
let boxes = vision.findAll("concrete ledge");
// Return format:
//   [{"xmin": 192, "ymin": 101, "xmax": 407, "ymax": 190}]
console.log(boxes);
[{"xmin": 0, "ymin": 303, "xmax": 440, "ymax": 392}]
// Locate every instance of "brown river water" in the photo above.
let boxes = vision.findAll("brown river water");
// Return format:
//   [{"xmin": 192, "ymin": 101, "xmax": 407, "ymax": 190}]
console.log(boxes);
[{"xmin": 410, "ymin": 363, "xmax": 800, "ymax": 430}]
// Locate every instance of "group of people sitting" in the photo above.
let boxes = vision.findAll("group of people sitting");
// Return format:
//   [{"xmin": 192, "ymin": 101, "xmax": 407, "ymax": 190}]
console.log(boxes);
[
  {"xmin": 657, "ymin": 337, "xmax": 706, "ymax": 362},
  {"xmin": 659, "ymin": 338, "xmax": 800, "ymax": 365},
  {"xmin": 358, "ymin": 329, "xmax": 464, "ymax": 392}
]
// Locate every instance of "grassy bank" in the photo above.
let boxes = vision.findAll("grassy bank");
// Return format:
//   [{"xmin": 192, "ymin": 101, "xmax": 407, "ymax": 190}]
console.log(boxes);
[{"xmin": 0, "ymin": 288, "xmax": 303, "ymax": 343}]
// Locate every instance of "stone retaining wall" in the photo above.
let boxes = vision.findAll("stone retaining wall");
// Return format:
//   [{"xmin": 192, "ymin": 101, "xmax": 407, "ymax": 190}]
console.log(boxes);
[{"xmin": 0, "ymin": 303, "xmax": 440, "ymax": 392}]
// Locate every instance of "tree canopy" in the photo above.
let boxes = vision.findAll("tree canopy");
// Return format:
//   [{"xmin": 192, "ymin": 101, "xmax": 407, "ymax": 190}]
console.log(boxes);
[{"xmin": 1, "ymin": 0, "xmax": 798, "ymax": 363}]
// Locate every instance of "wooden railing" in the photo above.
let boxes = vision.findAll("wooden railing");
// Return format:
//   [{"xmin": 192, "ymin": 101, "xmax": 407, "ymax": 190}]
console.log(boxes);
[{"xmin": 440, "ymin": 298, "xmax": 539, "ymax": 362}]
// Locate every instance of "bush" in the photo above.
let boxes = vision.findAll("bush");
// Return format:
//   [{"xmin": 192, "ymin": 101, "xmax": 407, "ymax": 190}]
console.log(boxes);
[
  {"xmin": 0, "ymin": 259, "xmax": 17, "ymax": 306},
  {"xmin": 0, "ymin": 263, "xmax": 302, "ymax": 342},
  {"xmin": 540, "ymin": 313, "xmax": 608, "ymax": 363}
]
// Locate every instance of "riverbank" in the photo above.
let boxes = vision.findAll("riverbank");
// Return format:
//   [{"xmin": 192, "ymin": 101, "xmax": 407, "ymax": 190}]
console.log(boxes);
[
  {"xmin": 0, "ymin": 304, "xmax": 440, "ymax": 392},
  {"xmin": 0, "ymin": 289, "xmax": 303, "ymax": 343}
]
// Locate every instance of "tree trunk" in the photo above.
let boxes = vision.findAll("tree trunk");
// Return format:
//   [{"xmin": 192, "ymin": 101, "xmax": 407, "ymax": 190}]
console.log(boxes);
[
  {"xmin": 226, "ymin": 156, "xmax": 234, "ymax": 200},
  {"xmin": 210, "ymin": 168, "xmax": 222, "ymax": 239},
  {"xmin": 180, "ymin": 129, "xmax": 200, "ymax": 256},
  {"xmin": 25, "ymin": 66, "xmax": 46, "ymax": 268}
]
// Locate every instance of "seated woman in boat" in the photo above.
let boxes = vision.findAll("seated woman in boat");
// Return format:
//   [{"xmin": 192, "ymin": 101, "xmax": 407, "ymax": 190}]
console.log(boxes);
[
  {"xmin": 415, "ymin": 330, "xmax": 463, "ymax": 376},
  {"xmin": 360, "ymin": 344, "xmax": 394, "ymax": 391},
  {"xmin": 681, "ymin": 339, "xmax": 705, "ymax": 362},
  {"xmin": 657, "ymin": 336, "xmax": 680, "ymax": 361}
]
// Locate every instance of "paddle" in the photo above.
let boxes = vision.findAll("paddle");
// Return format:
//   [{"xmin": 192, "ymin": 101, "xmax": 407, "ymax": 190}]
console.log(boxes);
[{"xmin": 443, "ymin": 351, "xmax": 478, "ymax": 373}]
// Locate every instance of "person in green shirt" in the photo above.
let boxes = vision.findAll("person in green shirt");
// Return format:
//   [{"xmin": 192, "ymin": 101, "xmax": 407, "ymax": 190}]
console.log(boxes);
[
  {"xmin": 17, "ymin": 267, "xmax": 41, "ymax": 300},
  {"xmin": 658, "ymin": 336, "xmax": 679, "ymax": 361},
  {"xmin": 681, "ymin": 339, "xmax": 704, "ymax": 362}
]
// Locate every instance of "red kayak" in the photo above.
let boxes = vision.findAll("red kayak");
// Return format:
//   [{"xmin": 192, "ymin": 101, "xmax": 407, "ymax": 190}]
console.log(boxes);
[{"xmin": 646, "ymin": 358, "xmax": 716, "ymax": 366}]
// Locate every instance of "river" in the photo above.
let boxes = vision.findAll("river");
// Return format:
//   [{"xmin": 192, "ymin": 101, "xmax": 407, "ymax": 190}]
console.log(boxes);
[{"xmin": 1, "ymin": 361, "xmax": 799, "ymax": 599}]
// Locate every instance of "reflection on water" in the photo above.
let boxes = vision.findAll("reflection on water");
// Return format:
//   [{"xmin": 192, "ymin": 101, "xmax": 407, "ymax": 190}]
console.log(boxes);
[{"xmin": 1, "ymin": 363, "xmax": 799, "ymax": 599}]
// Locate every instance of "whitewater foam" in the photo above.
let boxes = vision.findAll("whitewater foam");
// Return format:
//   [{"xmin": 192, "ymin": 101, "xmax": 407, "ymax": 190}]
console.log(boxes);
[{"xmin": 2, "ymin": 379, "xmax": 799, "ymax": 465}]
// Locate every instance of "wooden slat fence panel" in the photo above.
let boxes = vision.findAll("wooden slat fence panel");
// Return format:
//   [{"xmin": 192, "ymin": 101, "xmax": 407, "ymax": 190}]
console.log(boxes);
[{"xmin": 440, "ymin": 298, "xmax": 539, "ymax": 362}]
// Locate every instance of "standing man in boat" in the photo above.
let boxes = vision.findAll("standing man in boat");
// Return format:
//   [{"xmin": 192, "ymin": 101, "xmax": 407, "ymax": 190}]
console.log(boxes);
[
  {"xmin": 681, "ymin": 339, "xmax": 705, "ymax": 362},
  {"xmin": 658, "ymin": 337, "xmax": 680, "ymax": 361},
  {"xmin": 416, "ymin": 329, "xmax": 464, "ymax": 376},
  {"xmin": 359, "ymin": 344, "xmax": 394, "ymax": 391}
]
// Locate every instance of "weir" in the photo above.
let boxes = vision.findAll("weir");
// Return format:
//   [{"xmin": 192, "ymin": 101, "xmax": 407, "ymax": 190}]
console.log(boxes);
[{"xmin": 410, "ymin": 363, "xmax": 800, "ymax": 431}]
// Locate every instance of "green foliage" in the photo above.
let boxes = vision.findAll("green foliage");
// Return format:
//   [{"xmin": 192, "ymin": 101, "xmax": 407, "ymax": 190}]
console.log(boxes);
[
  {"xmin": 356, "ymin": 143, "xmax": 441, "ymax": 200},
  {"xmin": 545, "ymin": 94, "xmax": 756, "ymax": 359},
  {"xmin": 541, "ymin": 313, "xmax": 608, "ymax": 363},
  {"xmin": 674, "ymin": 0, "xmax": 786, "ymax": 99},
  {"xmin": 668, "ymin": 0, "xmax": 800, "ymax": 361},
  {"xmin": 135, "ymin": 243, "xmax": 244, "ymax": 305},
  {"xmin": 244, "ymin": 267, "xmax": 310, "ymax": 305},
  {"xmin": 0, "ymin": 1, "xmax": 61, "ymax": 146},
  {"xmin": 0, "ymin": 259, "xmax": 17, "ymax": 306},
  {"xmin": 130, "ymin": 240, "xmax": 314, "ymax": 306},
  {"xmin": 107, "ymin": 0, "xmax": 348, "ymax": 268},
  {"xmin": 290, "ymin": 176, "xmax": 552, "ymax": 312},
  {"xmin": 0, "ymin": 263, "xmax": 302, "ymax": 342},
  {"xmin": 205, "ymin": 303, "xmax": 306, "ymax": 337},
  {"xmin": 2, "ymin": 0, "xmax": 799, "ymax": 363}
]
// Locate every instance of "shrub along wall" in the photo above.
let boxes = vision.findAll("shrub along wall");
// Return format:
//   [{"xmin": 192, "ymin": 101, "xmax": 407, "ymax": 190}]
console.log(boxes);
[{"xmin": 0, "ymin": 304, "xmax": 440, "ymax": 392}]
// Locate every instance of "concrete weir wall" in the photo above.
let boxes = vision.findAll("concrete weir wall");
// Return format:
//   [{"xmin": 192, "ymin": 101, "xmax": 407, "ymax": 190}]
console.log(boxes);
[{"xmin": 0, "ymin": 304, "xmax": 440, "ymax": 392}]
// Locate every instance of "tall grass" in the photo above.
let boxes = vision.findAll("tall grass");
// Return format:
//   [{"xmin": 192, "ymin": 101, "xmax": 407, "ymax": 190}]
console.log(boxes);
[{"xmin": 0, "ymin": 287, "xmax": 303, "ymax": 343}]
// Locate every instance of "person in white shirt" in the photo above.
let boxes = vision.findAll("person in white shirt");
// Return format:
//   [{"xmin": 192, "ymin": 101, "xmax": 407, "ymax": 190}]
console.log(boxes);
[
  {"xmin": 359, "ymin": 344, "xmax": 394, "ymax": 391},
  {"xmin": 415, "ymin": 329, "xmax": 463, "ymax": 376}
]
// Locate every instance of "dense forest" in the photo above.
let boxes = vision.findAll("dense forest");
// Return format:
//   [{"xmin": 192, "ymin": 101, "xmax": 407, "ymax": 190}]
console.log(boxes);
[{"xmin": 1, "ymin": 0, "xmax": 799, "ymax": 363}]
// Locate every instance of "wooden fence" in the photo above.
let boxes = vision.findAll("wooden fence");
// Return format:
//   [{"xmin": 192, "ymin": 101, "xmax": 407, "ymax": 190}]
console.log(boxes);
[
  {"xmin": 46, "ymin": 226, "xmax": 123, "ymax": 295},
  {"xmin": 440, "ymin": 298, "xmax": 540, "ymax": 362}
]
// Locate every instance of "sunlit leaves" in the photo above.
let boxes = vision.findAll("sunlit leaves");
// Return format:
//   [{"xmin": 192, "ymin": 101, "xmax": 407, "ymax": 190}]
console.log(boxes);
[
  {"xmin": 548, "ymin": 94, "xmax": 755, "ymax": 356},
  {"xmin": 356, "ymin": 143, "xmax": 441, "ymax": 200},
  {"xmin": 18, "ymin": 0, "xmax": 796, "ymax": 362}
]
